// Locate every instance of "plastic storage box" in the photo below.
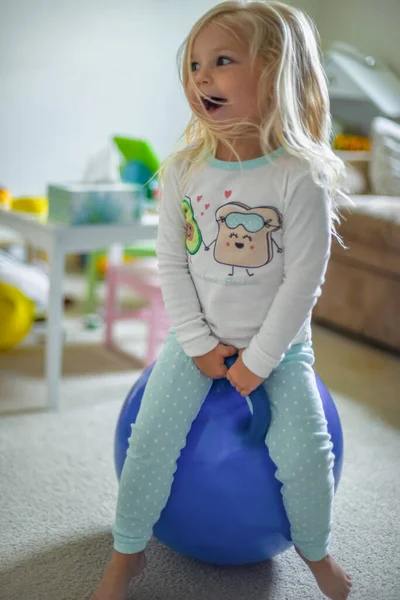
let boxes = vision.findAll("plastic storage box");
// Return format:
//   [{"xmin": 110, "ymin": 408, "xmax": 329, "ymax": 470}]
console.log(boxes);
[{"xmin": 47, "ymin": 183, "xmax": 145, "ymax": 225}]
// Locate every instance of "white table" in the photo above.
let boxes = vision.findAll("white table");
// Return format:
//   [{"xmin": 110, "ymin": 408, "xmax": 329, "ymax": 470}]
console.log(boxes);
[{"xmin": 0, "ymin": 210, "xmax": 158, "ymax": 410}]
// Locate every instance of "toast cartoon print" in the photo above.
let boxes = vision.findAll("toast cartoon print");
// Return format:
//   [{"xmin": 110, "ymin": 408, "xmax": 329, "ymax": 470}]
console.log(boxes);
[{"xmin": 205, "ymin": 202, "xmax": 282, "ymax": 276}]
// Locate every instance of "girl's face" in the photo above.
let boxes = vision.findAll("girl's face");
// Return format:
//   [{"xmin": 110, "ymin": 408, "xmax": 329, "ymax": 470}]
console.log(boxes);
[{"xmin": 187, "ymin": 21, "xmax": 262, "ymax": 124}]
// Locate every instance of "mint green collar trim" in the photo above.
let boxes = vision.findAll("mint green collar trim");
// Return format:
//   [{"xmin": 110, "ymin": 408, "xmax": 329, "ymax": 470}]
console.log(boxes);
[{"xmin": 207, "ymin": 147, "xmax": 286, "ymax": 171}]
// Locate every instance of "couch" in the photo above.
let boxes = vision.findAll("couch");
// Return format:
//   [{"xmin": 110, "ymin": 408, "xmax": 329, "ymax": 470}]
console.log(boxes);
[
  {"xmin": 313, "ymin": 194, "xmax": 400, "ymax": 352},
  {"xmin": 313, "ymin": 117, "xmax": 400, "ymax": 353}
]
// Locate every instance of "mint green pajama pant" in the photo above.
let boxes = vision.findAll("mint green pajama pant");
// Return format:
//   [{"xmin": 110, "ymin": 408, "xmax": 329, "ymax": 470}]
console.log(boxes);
[{"xmin": 113, "ymin": 333, "xmax": 335, "ymax": 562}]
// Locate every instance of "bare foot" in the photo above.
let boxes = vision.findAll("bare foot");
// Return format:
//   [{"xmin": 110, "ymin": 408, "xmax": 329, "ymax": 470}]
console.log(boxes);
[
  {"xmin": 90, "ymin": 550, "xmax": 146, "ymax": 600},
  {"xmin": 296, "ymin": 547, "xmax": 352, "ymax": 599}
]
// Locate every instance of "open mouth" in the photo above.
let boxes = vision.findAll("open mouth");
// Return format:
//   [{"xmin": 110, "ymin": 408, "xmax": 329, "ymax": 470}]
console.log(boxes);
[{"xmin": 202, "ymin": 96, "xmax": 227, "ymax": 112}]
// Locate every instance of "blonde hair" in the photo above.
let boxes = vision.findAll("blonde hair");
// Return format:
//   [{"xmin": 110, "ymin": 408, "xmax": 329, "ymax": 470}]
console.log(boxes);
[{"xmin": 161, "ymin": 0, "xmax": 346, "ymax": 233}]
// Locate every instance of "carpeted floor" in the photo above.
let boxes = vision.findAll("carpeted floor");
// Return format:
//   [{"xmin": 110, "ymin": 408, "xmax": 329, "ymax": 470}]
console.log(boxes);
[{"xmin": 0, "ymin": 297, "xmax": 399, "ymax": 599}]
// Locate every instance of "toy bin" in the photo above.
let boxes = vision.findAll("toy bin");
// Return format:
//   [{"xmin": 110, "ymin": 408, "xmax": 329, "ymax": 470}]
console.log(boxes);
[{"xmin": 47, "ymin": 183, "xmax": 145, "ymax": 226}]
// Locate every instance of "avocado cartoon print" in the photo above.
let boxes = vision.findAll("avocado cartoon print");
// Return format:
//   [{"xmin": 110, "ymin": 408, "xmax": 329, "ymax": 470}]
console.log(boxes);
[
  {"xmin": 205, "ymin": 201, "xmax": 282, "ymax": 276},
  {"xmin": 182, "ymin": 197, "xmax": 202, "ymax": 255}
]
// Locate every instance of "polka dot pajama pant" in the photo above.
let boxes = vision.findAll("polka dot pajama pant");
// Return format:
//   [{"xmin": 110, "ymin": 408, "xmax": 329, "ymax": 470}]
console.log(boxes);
[{"xmin": 113, "ymin": 334, "xmax": 335, "ymax": 562}]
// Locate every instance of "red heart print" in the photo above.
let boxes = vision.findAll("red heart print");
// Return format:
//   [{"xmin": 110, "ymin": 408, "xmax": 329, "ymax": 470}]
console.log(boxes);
[
  {"xmin": 205, "ymin": 204, "xmax": 210, "ymax": 210},
  {"xmin": 201, "ymin": 212, "xmax": 204, "ymax": 216},
  {"xmin": 197, "ymin": 195, "xmax": 203, "ymax": 202},
  {"xmin": 225, "ymin": 190, "xmax": 232, "ymax": 198}
]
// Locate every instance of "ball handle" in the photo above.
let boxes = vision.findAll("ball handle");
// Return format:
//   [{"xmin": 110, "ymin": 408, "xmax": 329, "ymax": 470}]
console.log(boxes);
[{"xmin": 224, "ymin": 355, "xmax": 271, "ymax": 444}]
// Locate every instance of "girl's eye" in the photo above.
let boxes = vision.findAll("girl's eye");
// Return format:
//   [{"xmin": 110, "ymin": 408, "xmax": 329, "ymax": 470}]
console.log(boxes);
[
  {"xmin": 217, "ymin": 56, "xmax": 232, "ymax": 66},
  {"xmin": 229, "ymin": 232, "xmax": 239, "ymax": 238},
  {"xmin": 243, "ymin": 235, "xmax": 253, "ymax": 241},
  {"xmin": 191, "ymin": 61, "xmax": 200, "ymax": 72}
]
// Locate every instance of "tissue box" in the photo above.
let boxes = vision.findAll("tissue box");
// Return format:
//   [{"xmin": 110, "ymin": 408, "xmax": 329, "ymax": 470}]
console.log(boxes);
[{"xmin": 47, "ymin": 183, "xmax": 145, "ymax": 226}]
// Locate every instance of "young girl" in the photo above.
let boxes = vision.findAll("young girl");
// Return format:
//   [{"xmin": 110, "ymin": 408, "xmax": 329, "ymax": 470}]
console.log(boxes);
[{"xmin": 92, "ymin": 2, "xmax": 352, "ymax": 599}]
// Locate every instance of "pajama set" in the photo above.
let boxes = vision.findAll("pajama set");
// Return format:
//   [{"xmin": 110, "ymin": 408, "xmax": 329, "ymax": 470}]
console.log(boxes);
[{"xmin": 113, "ymin": 148, "xmax": 335, "ymax": 562}]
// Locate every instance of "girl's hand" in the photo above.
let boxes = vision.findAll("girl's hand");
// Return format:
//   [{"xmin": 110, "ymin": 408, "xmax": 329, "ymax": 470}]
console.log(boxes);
[
  {"xmin": 227, "ymin": 350, "xmax": 264, "ymax": 397},
  {"xmin": 194, "ymin": 343, "xmax": 237, "ymax": 379}
]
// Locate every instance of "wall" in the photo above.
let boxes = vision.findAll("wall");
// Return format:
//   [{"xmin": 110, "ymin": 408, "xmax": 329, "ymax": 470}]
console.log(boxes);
[
  {"xmin": 293, "ymin": 0, "xmax": 400, "ymax": 76},
  {"xmin": 315, "ymin": 0, "xmax": 400, "ymax": 75},
  {"xmin": 0, "ymin": 0, "xmax": 217, "ymax": 196},
  {"xmin": 288, "ymin": 0, "xmax": 318, "ymax": 18}
]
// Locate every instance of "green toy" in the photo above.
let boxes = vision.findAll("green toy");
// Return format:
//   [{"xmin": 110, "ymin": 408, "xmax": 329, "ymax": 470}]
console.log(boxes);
[
  {"xmin": 113, "ymin": 137, "xmax": 160, "ymax": 175},
  {"xmin": 113, "ymin": 136, "xmax": 160, "ymax": 201}
]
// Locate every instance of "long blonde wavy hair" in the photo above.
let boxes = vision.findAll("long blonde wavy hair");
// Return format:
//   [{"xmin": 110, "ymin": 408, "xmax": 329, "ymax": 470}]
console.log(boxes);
[{"xmin": 161, "ymin": 0, "xmax": 346, "ymax": 230}]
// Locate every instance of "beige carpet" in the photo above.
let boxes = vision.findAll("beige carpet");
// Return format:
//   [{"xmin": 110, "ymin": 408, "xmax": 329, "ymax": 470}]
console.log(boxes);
[{"xmin": 0, "ymin": 294, "xmax": 399, "ymax": 599}]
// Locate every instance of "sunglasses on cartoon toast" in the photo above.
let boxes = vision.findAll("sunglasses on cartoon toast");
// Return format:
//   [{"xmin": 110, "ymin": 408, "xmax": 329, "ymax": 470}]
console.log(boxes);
[{"xmin": 219, "ymin": 212, "xmax": 277, "ymax": 233}]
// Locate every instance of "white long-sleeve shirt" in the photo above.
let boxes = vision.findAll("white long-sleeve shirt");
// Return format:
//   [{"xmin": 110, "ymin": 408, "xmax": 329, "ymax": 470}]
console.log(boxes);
[{"xmin": 156, "ymin": 148, "xmax": 332, "ymax": 379}]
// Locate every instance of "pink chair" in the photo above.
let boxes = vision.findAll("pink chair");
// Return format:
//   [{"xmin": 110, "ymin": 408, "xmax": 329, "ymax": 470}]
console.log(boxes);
[{"xmin": 104, "ymin": 257, "xmax": 170, "ymax": 366}]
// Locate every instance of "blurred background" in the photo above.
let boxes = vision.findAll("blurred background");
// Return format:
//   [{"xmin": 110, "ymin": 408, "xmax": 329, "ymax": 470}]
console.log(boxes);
[{"xmin": 1, "ymin": 0, "xmax": 399, "ymax": 195}]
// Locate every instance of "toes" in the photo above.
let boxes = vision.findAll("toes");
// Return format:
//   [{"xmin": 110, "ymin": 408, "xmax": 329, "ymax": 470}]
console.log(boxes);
[{"xmin": 341, "ymin": 585, "xmax": 352, "ymax": 599}]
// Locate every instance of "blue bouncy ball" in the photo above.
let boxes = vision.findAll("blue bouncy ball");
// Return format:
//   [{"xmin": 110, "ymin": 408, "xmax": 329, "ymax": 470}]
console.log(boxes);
[{"xmin": 114, "ymin": 358, "xmax": 343, "ymax": 565}]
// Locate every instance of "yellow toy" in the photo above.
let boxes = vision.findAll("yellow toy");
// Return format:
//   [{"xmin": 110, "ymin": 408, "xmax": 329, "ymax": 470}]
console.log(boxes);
[
  {"xmin": 0, "ymin": 282, "xmax": 35, "ymax": 351},
  {"xmin": 0, "ymin": 187, "xmax": 12, "ymax": 210},
  {"xmin": 12, "ymin": 196, "xmax": 48, "ymax": 222},
  {"xmin": 0, "ymin": 250, "xmax": 49, "ymax": 350},
  {"xmin": 96, "ymin": 254, "xmax": 135, "ymax": 277},
  {"xmin": 333, "ymin": 133, "xmax": 371, "ymax": 152}
]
